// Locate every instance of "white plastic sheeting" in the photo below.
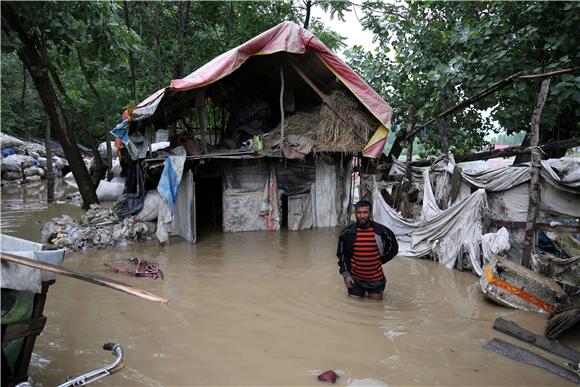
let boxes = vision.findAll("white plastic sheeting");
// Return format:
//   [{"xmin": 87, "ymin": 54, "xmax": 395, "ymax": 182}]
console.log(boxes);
[
  {"xmin": 481, "ymin": 227, "xmax": 511, "ymax": 261},
  {"xmin": 0, "ymin": 234, "xmax": 64, "ymax": 293},
  {"xmin": 373, "ymin": 180, "xmax": 488, "ymax": 275}
]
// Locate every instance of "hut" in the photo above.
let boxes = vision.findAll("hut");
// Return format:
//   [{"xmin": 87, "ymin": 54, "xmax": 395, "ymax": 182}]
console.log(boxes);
[{"xmin": 112, "ymin": 21, "xmax": 392, "ymax": 243}]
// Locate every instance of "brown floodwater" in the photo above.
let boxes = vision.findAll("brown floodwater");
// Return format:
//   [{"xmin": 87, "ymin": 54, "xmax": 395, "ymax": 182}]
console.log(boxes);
[{"xmin": 2, "ymin": 181, "xmax": 578, "ymax": 386}]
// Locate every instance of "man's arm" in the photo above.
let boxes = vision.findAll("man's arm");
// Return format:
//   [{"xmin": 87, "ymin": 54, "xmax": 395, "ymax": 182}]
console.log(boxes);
[
  {"xmin": 336, "ymin": 234, "xmax": 349, "ymax": 277},
  {"xmin": 380, "ymin": 227, "xmax": 399, "ymax": 264}
]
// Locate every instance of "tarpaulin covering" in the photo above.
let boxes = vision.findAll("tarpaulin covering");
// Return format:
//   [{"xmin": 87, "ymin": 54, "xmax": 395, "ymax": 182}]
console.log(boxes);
[
  {"xmin": 126, "ymin": 21, "xmax": 392, "ymax": 131},
  {"xmin": 373, "ymin": 175, "xmax": 488, "ymax": 275}
]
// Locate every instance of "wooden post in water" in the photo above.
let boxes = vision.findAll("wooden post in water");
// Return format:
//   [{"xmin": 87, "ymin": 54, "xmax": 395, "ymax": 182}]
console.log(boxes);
[
  {"xmin": 521, "ymin": 78, "xmax": 551, "ymax": 268},
  {"xmin": 44, "ymin": 112, "xmax": 55, "ymax": 202},
  {"xmin": 398, "ymin": 104, "xmax": 415, "ymax": 216}
]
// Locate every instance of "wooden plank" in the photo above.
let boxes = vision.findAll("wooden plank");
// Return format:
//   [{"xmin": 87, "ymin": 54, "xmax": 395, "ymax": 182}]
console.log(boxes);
[
  {"xmin": 1, "ymin": 253, "xmax": 170, "ymax": 304},
  {"xmin": 484, "ymin": 338, "xmax": 580, "ymax": 384},
  {"xmin": 493, "ymin": 317, "xmax": 580, "ymax": 364},
  {"xmin": 522, "ymin": 78, "xmax": 551, "ymax": 268}
]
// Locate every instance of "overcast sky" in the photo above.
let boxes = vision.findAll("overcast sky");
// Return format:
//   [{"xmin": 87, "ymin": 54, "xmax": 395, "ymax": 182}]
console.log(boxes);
[{"xmin": 311, "ymin": 3, "xmax": 378, "ymax": 56}]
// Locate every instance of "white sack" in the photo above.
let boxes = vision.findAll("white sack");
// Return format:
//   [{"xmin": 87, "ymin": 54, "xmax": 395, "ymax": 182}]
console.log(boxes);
[
  {"xmin": 1, "ymin": 154, "xmax": 35, "ymax": 171},
  {"xmin": 96, "ymin": 178, "xmax": 126, "ymax": 202},
  {"xmin": 135, "ymin": 190, "xmax": 162, "ymax": 221},
  {"xmin": 482, "ymin": 227, "xmax": 511, "ymax": 262}
]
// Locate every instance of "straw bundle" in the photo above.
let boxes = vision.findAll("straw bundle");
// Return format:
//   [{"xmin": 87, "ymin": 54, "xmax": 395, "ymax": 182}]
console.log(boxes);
[
  {"xmin": 316, "ymin": 90, "xmax": 375, "ymax": 152},
  {"xmin": 268, "ymin": 89, "xmax": 377, "ymax": 153}
]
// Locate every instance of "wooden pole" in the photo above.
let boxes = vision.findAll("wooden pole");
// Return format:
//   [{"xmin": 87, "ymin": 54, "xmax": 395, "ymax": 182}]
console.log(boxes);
[
  {"xmin": 521, "ymin": 78, "xmax": 551, "ymax": 268},
  {"xmin": 44, "ymin": 111, "xmax": 55, "ymax": 202},
  {"xmin": 279, "ymin": 65, "xmax": 285, "ymax": 154},
  {"xmin": 397, "ymin": 105, "xmax": 415, "ymax": 215},
  {"xmin": 407, "ymin": 137, "xmax": 579, "ymax": 167},
  {"xmin": 195, "ymin": 89, "xmax": 209, "ymax": 154},
  {"xmin": 1, "ymin": 252, "xmax": 170, "ymax": 304}
]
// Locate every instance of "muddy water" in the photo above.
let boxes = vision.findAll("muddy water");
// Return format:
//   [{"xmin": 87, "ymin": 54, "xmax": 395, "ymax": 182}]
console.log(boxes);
[{"xmin": 2, "ymin": 182, "xmax": 578, "ymax": 386}]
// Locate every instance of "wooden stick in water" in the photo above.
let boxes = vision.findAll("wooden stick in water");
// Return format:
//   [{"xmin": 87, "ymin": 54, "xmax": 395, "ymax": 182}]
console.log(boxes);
[{"xmin": 1, "ymin": 252, "xmax": 170, "ymax": 304}]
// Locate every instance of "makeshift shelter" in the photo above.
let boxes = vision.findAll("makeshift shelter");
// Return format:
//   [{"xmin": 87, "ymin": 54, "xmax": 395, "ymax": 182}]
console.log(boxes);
[
  {"xmin": 111, "ymin": 21, "xmax": 392, "ymax": 243},
  {"xmin": 369, "ymin": 155, "xmax": 580, "ymax": 310}
]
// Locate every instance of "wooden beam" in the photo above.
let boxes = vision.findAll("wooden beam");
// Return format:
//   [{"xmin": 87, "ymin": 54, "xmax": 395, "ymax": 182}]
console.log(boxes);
[
  {"xmin": 493, "ymin": 317, "xmax": 580, "ymax": 364},
  {"xmin": 490, "ymin": 219, "xmax": 580, "ymax": 233},
  {"xmin": 407, "ymin": 137, "xmax": 580, "ymax": 167},
  {"xmin": 1, "ymin": 252, "xmax": 170, "ymax": 304},
  {"xmin": 522, "ymin": 78, "xmax": 551, "ymax": 268}
]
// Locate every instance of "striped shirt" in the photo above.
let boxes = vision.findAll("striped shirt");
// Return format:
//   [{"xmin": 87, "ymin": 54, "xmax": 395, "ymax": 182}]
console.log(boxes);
[{"xmin": 351, "ymin": 227, "xmax": 384, "ymax": 281}]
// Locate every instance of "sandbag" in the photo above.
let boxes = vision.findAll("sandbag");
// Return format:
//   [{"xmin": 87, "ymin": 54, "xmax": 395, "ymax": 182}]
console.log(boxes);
[
  {"xmin": 135, "ymin": 190, "xmax": 162, "ymax": 221},
  {"xmin": 96, "ymin": 178, "xmax": 126, "ymax": 202},
  {"xmin": 1, "ymin": 170, "xmax": 22, "ymax": 180},
  {"xmin": 1, "ymin": 154, "xmax": 35, "ymax": 172}
]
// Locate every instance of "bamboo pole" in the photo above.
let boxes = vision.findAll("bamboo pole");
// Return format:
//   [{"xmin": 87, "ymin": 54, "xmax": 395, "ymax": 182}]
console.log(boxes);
[
  {"xmin": 279, "ymin": 65, "xmax": 285, "ymax": 154},
  {"xmin": 1, "ymin": 252, "xmax": 170, "ymax": 304},
  {"xmin": 521, "ymin": 78, "xmax": 551, "ymax": 268}
]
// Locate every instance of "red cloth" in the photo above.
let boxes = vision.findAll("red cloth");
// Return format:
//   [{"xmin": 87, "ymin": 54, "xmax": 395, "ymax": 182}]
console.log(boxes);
[{"xmin": 129, "ymin": 22, "xmax": 392, "ymax": 129}]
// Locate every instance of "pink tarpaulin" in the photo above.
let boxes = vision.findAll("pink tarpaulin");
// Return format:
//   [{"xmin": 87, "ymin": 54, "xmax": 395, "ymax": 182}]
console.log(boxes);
[{"xmin": 128, "ymin": 21, "xmax": 392, "ymax": 130}]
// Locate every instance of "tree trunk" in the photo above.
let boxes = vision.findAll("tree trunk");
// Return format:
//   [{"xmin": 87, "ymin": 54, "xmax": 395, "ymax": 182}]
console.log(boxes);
[
  {"xmin": 1, "ymin": 3, "xmax": 98, "ymax": 209},
  {"xmin": 77, "ymin": 48, "xmax": 113, "ymax": 181},
  {"xmin": 155, "ymin": 3, "xmax": 162, "ymax": 89},
  {"xmin": 123, "ymin": 1, "xmax": 138, "ymax": 102},
  {"xmin": 174, "ymin": 1, "xmax": 191, "ymax": 79},
  {"xmin": 303, "ymin": 0, "xmax": 312, "ymax": 29},
  {"xmin": 40, "ymin": 45, "xmax": 103, "ymax": 186},
  {"xmin": 45, "ymin": 112, "xmax": 55, "ymax": 203},
  {"xmin": 226, "ymin": 1, "xmax": 234, "ymax": 44},
  {"xmin": 21, "ymin": 62, "xmax": 31, "ymax": 140},
  {"xmin": 521, "ymin": 78, "xmax": 551, "ymax": 268}
]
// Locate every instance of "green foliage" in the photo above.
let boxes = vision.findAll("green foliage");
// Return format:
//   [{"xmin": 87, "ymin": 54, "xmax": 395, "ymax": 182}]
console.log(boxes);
[
  {"xmin": 1, "ymin": 1, "xmax": 347, "ymax": 145},
  {"xmin": 346, "ymin": 1, "xmax": 580, "ymax": 156}
]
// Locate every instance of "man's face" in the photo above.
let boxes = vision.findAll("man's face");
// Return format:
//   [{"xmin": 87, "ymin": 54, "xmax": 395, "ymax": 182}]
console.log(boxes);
[{"xmin": 355, "ymin": 206, "xmax": 371, "ymax": 228}]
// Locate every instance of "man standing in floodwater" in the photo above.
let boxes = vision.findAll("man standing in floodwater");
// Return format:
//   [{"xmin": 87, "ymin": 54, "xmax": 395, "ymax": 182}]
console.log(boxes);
[{"xmin": 337, "ymin": 200, "xmax": 398, "ymax": 300}]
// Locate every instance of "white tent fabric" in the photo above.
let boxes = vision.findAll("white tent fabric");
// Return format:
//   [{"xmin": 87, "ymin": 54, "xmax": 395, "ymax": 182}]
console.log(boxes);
[
  {"xmin": 373, "ymin": 183, "xmax": 487, "ymax": 275},
  {"xmin": 391, "ymin": 156, "xmax": 580, "ymax": 194}
]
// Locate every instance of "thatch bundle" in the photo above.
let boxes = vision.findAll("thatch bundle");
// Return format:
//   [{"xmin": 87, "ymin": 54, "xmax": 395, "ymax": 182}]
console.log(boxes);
[
  {"xmin": 316, "ymin": 90, "xmax": 376, "ymax": 152},
  {"xmin": 267, "ymin": 89, "xmax": 377, "ymax": 153}
]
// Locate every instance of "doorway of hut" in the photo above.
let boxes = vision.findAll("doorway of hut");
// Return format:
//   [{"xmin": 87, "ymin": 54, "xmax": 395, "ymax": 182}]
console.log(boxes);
[
  {"xmin": 281, "ymin": 194, "xmax": 289, "ymax": 229},
  {"xmin": 194, "ymin": 177, "xmax": 223, "ymax": 237}
]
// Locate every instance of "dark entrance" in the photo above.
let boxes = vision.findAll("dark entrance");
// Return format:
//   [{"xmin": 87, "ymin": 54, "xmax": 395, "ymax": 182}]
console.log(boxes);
[{"xmin": 194, "ymin": 177, "xmax": 223, "ymax": 234}]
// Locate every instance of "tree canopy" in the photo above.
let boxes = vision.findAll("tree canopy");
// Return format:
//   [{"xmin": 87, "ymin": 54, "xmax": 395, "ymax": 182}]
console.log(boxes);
[
  {"xmin": 1, "ymin": 1, "xmax": 346, "ymax": 145},
  {"xmin": 346, "ymin": 1, "xmax": 580, "ymax": 158}
]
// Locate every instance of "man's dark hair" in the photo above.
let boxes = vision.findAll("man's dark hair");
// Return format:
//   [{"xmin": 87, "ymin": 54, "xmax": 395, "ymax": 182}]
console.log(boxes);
[{"xmin": 354, "ymin": 199, "xmax": 372, "ymax": 210}]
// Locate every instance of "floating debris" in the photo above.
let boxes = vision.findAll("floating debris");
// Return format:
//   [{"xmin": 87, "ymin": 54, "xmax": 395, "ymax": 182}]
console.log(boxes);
[
  {"xmin": 105, "ymin": 257, "xmax": 164, "ymax": 280},
  {"xmin": 41, "ymin": 205, "xmax": 156, "ymax": 252}
]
